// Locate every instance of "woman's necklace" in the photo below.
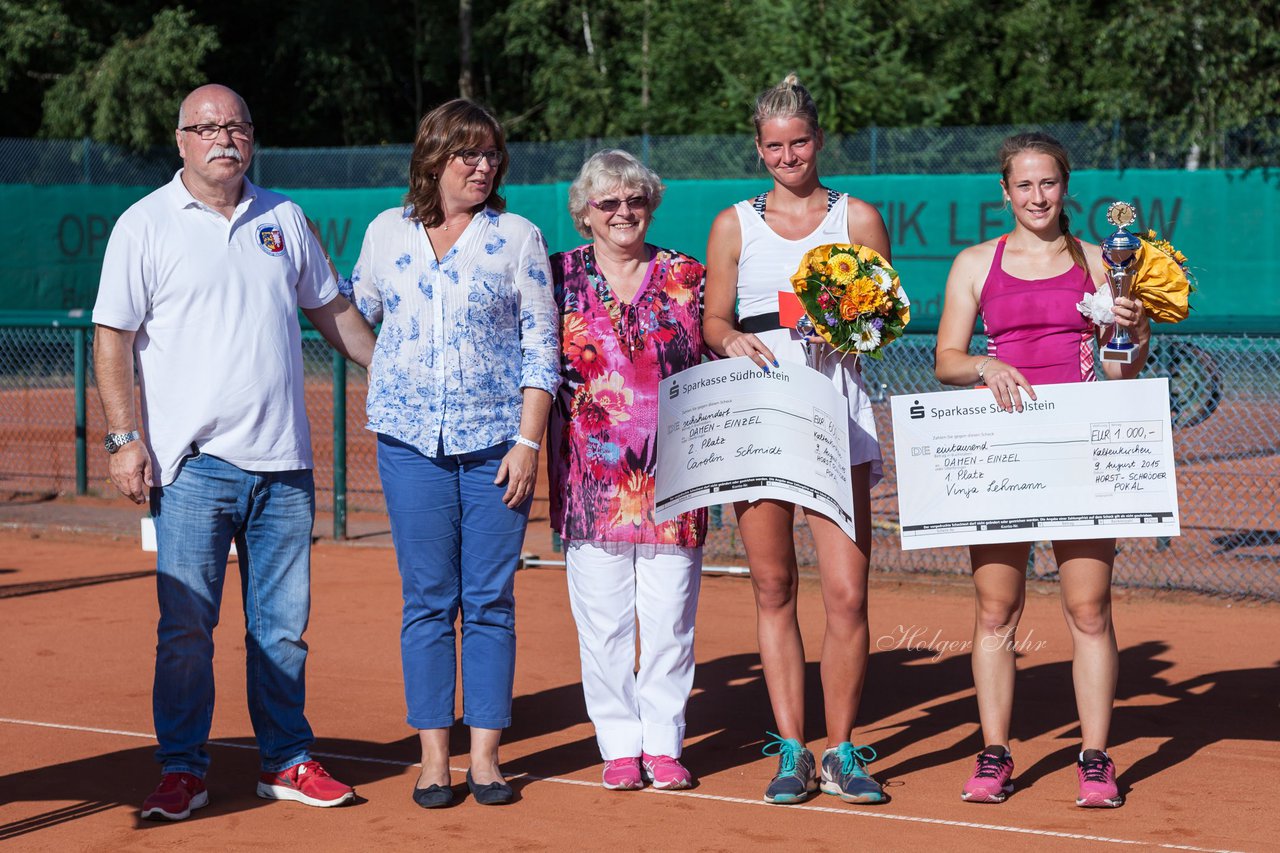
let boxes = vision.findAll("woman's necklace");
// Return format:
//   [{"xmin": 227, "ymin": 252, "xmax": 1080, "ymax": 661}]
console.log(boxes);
[{"xmin": 440, "ymin": 211, "xmax": 472, "ymax": 231}]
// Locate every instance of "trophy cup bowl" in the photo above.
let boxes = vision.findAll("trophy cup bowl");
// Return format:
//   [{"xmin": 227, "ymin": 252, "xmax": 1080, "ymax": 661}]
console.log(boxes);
[
  {"xmin": 1101, "ymin": 201, "xmax": 1141, "ymax": 364},
  {"xmin": 796, "ymin": 314, "xmax": 817, "ymax": 369}
]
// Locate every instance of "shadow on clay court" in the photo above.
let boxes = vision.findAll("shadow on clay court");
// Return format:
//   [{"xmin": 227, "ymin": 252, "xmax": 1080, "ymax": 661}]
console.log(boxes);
[
  {"xmin": 866, "ymin": 641, "xmax": 1177, "ymax": 794},
  {"xmin": 866, "ymin": 641, "xmax": 1280, "ymax": 801},
  {"xmin": 0, "ymin": 570, "xmax": 155, "ymax": 599},
  {"xmin": 4, "ymin": 644, "xmax": 1275, "ymax": 833}
]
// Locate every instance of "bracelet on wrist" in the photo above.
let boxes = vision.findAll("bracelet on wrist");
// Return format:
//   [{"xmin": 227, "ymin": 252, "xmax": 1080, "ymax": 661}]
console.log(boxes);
[
  {"xmin": 976, "ymin": 356, "xmax": 995, "ymax": 383},
  {"xmin": 513, "ymin": 435, "xmax": 541, "ymax": 452}
]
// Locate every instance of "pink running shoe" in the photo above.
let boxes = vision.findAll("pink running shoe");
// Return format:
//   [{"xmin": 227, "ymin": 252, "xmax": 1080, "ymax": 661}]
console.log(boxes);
[
  {"xmin": 961, "ymin": 746, "xmax": 1014, "ymax": 803},
  {"xmin": 1076, "ymin": 749, "xmax": 1124, "ymax": 808},
  {"xmin": 256, "ymin": 759, "xmax": 355, "ymax": 807},
  {"xmin": 641, "ymin": 753, "xmax": 694, "ymax": 790},
  {"xmin": 141, "ymin": 772, "xmax": 209, "ymax": 821},
  {"xmin": 602, "ymin": 757, "xmax": 644, "ymax": 790}
]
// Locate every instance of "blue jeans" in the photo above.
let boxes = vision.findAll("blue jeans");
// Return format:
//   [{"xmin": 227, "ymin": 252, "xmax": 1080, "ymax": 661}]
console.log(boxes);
[
  {"xmin": 150, "ymin": 452, "xmax": 316, "ymax": 777},
  {"xmin": 378, "ymin": 434, "xmax": 530, "ymax": 730}
]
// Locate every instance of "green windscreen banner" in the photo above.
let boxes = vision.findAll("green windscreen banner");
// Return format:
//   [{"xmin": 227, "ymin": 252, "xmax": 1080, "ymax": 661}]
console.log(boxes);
[{"xmin": 4, "ymin": 169, "xmax": 1274, "ymax": 322}]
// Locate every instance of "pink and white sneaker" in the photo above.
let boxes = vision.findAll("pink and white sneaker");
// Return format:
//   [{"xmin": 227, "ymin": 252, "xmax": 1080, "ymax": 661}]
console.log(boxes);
[
  {"xmin": 602, "ymin": 757, "xmax": 644, "ymax": 790},
  {"xmin": 1076, "ymin": 749, "xmax": 1124, "ymax": 808},
  {"xmin": 641, "ymin": 753, "xmax": 694, "ymax": 790},
  {"xmin": 141, "ymin": 772, "xmax": 208, "ymax": 821},
  {"xmin": 961, "ymin": 745, "xmax": 1014, "ymax": 803}
]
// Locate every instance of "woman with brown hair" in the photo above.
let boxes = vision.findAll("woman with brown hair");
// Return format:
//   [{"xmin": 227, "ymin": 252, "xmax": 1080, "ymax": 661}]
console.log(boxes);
[
  {"xmin": 344, "ymin": 99, "xmax": 559, "ymax": 808},
  {"xmin": 935, "ymin": 131, "xmax": 1149, "ymax": 808}
]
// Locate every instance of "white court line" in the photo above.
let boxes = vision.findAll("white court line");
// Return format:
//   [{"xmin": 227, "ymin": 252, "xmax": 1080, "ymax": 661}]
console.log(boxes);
[{"xmin": 0, "ymin": 717, "xmax": 1242, "ymax": 853}]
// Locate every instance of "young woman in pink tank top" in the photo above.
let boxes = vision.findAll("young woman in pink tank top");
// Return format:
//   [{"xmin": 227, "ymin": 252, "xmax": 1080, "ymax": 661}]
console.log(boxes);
[
  {"xmin": 935, "ymin": 133, "xmax": 1151, "ymax": 809},
  {"xmin": 702, "ymin": 75, "xmax": 892, "ymax": 807}
]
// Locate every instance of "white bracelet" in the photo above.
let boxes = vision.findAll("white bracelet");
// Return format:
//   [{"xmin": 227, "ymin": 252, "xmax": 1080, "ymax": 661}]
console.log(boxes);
[
  {"xmin": 976, "ymin": 356, "xmax": 995, "ymax": 383},
  {"xmin": 513, "ymin": 435, "xmax": 541, "ymax": 452}
]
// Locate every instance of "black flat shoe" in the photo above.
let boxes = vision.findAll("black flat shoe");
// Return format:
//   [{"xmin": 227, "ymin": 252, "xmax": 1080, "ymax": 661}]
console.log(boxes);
[
  {"xmin": 412, "ymin": 783, "xmax": 455, "ymax": 809},
  {"xmin": 466, "ymin": 769, "xmax": 513, "ymax": 805}
]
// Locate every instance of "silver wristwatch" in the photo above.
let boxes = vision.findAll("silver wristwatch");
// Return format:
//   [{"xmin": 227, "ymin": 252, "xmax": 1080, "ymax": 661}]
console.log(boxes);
[{"xmin": 103, "ymin": 431, "xmax": 140, "ymax": 454}]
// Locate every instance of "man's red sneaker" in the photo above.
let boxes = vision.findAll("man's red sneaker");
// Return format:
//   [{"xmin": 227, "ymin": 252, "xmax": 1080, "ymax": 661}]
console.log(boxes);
[
  {"xmin": 141, "ymin": 772, "xmax": 209, "ymax": 821},
  {"xmin": 256, "ymin": 759, "xmax": 354, "ymax": 807}
]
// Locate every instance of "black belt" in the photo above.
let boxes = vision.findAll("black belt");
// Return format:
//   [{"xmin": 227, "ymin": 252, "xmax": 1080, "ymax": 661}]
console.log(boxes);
[{"xmin": 739, "ymin": 313, "xmax": 781, "ymax": 334}]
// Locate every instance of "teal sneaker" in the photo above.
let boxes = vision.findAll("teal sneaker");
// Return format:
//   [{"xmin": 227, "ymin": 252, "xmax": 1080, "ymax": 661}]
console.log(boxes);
[
  {"xmin": 761, "ymin": 732, "xmax": 817, "ymax": 804},
  {"xmin": 820, "ymin": 743, "xmax": 886, "ymax": 804}
]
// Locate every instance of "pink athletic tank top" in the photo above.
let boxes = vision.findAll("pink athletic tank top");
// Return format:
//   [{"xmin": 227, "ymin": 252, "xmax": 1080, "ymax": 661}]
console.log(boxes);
[{"xmin": 979, "ymin": 235, "xmax": 1096, "ymax": 384}]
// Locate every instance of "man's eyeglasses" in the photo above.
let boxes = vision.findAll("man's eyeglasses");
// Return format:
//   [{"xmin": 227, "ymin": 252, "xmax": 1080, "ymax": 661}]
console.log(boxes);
[
  {"xmin": 589, "ymin": 195, "xmax": 650, "ymax": 213},
  {"xmin": 455, "ymin": 149, "xmax": 504, "ymax": 167},
  {"xmin": 179, "ymin": 122, "xmax": 254, "ymax": 141}
]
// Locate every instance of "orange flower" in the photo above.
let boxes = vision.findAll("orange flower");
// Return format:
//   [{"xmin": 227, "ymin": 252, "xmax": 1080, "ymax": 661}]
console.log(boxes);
[
  {"xmin": 610, "ymin": 469, "xmax": 650, "ymax": 528},
  {"xmin": 587, "ymin": 371, "xmax": 634, "ymax": 426}
]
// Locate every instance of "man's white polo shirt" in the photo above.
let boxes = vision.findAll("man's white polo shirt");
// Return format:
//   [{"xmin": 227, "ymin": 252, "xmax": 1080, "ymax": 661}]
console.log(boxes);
[{"xmin": 93, "ymin": 171, "xmax": 339, "ymax": 486}]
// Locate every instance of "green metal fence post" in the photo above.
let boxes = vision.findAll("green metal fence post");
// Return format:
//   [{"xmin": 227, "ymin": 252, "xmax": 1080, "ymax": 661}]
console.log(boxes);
[
  {"xmin": 74, "ymin": 326, "xmax": 87, "ymax": 495},
  {"xmin": 332, "ymin": 351, "xmax": 348, "ymax": 540}
]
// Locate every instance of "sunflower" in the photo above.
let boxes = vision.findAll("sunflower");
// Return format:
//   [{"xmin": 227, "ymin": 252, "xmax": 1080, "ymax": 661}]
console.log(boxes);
[{"xmin": 826, "ymin": 252, "xmax": 859, "ymax": 286}]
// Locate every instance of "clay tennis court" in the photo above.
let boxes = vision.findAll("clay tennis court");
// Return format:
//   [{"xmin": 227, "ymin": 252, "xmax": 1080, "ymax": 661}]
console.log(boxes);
[{"xmin": 0, "ymin": 492, "xmax": 1275, "ymax": 852}]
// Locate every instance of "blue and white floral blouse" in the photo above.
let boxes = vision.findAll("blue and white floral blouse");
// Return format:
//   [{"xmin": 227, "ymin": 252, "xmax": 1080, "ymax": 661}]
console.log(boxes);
[{"xmin": 344, "ymin": 205, "xmax": 560, "ymax": 456}]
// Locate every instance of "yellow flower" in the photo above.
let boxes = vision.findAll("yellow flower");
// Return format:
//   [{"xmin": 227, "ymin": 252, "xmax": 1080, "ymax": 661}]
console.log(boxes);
[
  {"xmin": 826, "ymin": 252, "xmax": 859, "ymax": 286},
  {"xmin": 840, "ymin": 278, "xmax": 886, "ymax": 318}
]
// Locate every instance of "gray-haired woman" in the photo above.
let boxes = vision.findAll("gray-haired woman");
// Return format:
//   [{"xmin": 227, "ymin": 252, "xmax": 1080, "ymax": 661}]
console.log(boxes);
[{"xmin": 546, "ymin": 149, "xmax": 709, "ymax": 792}]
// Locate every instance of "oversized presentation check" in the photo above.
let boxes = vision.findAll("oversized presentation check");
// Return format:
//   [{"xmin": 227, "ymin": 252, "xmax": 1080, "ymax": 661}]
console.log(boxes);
[
  {"xmin": 891, "ymin": 378, "xmax": 1180, "ymax": 549},
  {"xmin": 655, "ymin": 358, "xmax": 857, "ymax": 541}
]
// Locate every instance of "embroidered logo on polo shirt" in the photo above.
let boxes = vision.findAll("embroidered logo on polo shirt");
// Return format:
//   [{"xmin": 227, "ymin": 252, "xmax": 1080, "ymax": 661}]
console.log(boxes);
[{"xmin": 257, "ymin": 224, "xmax": 285, "ymax": 256}]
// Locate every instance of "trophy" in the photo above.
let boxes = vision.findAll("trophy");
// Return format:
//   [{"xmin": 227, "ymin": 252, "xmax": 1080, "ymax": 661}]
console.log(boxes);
[
  {"xmin": 1100, "ymin": 201, "xmax": 1141, "ymax": 364},
  {"xmin": 796, "ymin": 314, "xmax": 817, "ymax": 369}
]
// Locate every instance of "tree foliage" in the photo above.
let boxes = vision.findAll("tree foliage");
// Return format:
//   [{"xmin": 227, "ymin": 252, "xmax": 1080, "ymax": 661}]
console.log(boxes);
[
  {"xmin": 40, "ymin": 7, "xmax": 218, "ymax": 149},
  {"xmin": 0, "ymin": 0, "xmax": 1274, "ymax": 155}
]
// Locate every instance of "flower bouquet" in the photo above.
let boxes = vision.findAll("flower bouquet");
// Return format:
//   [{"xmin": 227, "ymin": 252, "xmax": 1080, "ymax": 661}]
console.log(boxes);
[
  {"xmin": 789, "ymin": 244, "xmax": 910, "ymax": 359},
  {"xmin": 1079, "ymin": 229, "xmax": 1194, "ymax": 326}
]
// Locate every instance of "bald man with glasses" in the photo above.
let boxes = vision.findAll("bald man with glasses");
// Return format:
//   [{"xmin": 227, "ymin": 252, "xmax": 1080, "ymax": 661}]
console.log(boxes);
[{"xmin": 93, "ymin": 83, "xmax": 375, "ymax": 821}]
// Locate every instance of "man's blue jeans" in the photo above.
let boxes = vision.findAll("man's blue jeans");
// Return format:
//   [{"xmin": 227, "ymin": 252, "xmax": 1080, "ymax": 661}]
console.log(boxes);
[
  {"xmin": 378, "ymin": 435, "xmax": 530, "ymax": 730},
  {"xmin": 150, "ymin": 452, "xmax": 316, "ymax": 777}
]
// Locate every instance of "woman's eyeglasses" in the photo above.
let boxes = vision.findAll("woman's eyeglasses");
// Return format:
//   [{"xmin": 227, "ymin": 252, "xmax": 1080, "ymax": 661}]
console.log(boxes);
[
  {"xmin": 455, "ymin": 149, "xmax": 504, "ymax": 167},
  {"xmin": 589, "ymin": 195, "xmax": 650, "ymax": 213}
]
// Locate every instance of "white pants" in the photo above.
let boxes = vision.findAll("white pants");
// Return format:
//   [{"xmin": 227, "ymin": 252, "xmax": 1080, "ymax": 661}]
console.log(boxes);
[{"xmin": 565, "ymin": 540, "xmax": 703, "ymax": 760}]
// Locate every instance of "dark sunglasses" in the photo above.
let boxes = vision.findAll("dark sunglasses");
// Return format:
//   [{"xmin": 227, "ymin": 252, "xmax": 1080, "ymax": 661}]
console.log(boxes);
[{"xmin": 589, "ymin": 195, "xmax": 650, "ymax": 213}]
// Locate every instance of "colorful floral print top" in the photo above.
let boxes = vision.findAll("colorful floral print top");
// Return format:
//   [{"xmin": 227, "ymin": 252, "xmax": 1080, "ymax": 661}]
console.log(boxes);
[
  {"xmin": 343, "ymin": 206, "xmax": 560, "ymax": 456},
  {"xmin": 548, "ymin": 244, "xmax": 708, "ymax": 546}
]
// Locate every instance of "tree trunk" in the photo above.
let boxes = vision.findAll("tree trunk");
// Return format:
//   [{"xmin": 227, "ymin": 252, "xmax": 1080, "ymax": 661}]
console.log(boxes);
[{"xmin": 459, "ymin": 0, "xmax": 474, "ymax": 99}]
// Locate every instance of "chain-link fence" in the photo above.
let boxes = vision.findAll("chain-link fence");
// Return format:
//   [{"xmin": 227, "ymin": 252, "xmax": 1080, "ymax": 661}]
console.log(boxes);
[
  {"xmin": 5, "ymin": 118, "xmax": 1277, "ymax": 187},
  {"xmin": 2, "ymin": 317, "xmax": 1275, "ymax": 599}
]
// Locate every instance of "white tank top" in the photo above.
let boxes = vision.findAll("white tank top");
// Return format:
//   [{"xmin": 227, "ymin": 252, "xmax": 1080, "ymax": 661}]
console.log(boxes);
[{"xmin": 733, "ymin": 192, "xmax": 849, "ymax": 320}]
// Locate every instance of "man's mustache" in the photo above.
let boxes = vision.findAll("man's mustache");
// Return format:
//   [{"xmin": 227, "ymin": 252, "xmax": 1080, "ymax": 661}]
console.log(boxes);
[{"xmin": 206, "ymin": 145, "xmax": 244, "ymax": 163}]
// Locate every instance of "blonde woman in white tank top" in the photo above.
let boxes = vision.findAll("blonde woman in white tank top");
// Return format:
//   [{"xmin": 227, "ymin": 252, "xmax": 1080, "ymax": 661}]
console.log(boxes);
[{"xmin": 703, "ymin": 75, "xmax": 892, "ymax": 807}]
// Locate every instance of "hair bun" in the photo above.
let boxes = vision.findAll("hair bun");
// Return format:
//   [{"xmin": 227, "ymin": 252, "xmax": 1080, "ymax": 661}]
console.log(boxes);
[{"xmin": 753, "ymin": 74, "xmax": 819, "ymax": 136}]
